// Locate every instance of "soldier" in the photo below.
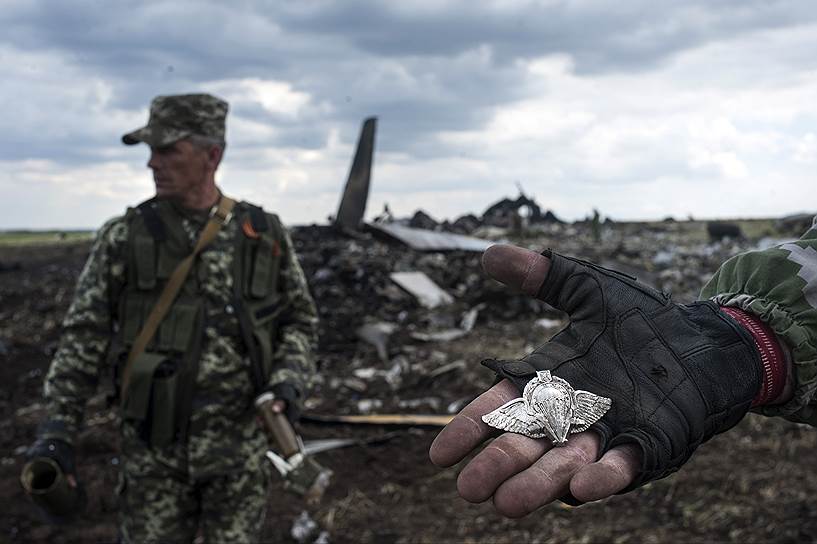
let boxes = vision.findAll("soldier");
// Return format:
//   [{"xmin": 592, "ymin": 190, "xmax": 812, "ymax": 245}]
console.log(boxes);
[{"xmin": 25, "ymin": 93, "xmax": 319, "ymax": 542}]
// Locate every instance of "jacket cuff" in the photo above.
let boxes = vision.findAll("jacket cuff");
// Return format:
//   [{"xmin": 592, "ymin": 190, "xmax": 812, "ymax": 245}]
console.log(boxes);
[
  {"xmin": 713, "ymin": 294, "xmax": 817, "ymax": 424},
  {"xmin": 720, "ymin": 306, "xmax": 787, "ymax": 406}
]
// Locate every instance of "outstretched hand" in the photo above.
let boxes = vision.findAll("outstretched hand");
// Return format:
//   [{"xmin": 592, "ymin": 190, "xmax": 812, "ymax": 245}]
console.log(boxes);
[{"xmin": 429, "ymin": 245, "xmax": 641, "ymax": 517}]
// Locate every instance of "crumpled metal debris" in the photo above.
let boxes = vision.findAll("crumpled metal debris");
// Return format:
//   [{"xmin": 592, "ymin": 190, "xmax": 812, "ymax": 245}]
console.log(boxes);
[
  {"xmin": 534, "ymin": 318, "xmax": 563, "ymax": 330},
  {"xmin": 368, "ymin": 222, "xmax": 493, "ymax": 252},
  {"xmin": 356, "ymin": 321, "xmax": 398, "ymax": 362},
  {"xmin": 410, "ymin": 305, "xmax": 482, "ymax": 342},
  {"xmin": 291, "ymin": 510, "xmax": 319, "ymax": 544},
  {"xmin": 390, "ymin": 271, "xmax": 454, "ymax": 309}
]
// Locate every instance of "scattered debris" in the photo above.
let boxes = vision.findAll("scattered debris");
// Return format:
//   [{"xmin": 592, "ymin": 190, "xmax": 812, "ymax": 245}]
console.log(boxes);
[
  {"xmin": 408, "ymin": 210, "xmax": 439, "ymax": 230},
  {"xmin": 342, "ymin": 378, "xmax": 368, "ymax": 393},
  {"xmin": 356, "ymin": 322, "xmax": 398, "ymax": 362},
  {"xmin": 397, "ymin": 397, "xmax": 442, "ymax": 411},
  {"xmin": 775, "ymin": 213, "xmax": 815, "ymax": 235},
  {"xmin": 447, "ymin": 213, "xmax": 481, "ymax": 234},
  {"xmin": 707, "ymin": 221, "xmax": 743, "ymax": 241},
  {"xmin": 410, "ymin": 305, "xmax": 482, "ymax": 342},
  {"xmin": 291, "ymin": 510, "xmax": 319, "ymax": 544},
  {"xmin": 482, "ymin": 191, "xmax": 563, "ymax": 228},
  {"xmin": 390, "ymin": 272, "xmax": 454, "ymax": 309},
  {"xmin": 368, "ymin": 222, "xmax": 493, "ymax": 252},
  {"xmin": 303, "ymin": 438, "xmax": 360, "ymax": 456},
  {"xmin": 303, "ymin": 431, "xmax": 402, "ymax": 456},
  {"xmin": 356, "ymin": 399, "xmax": 383, "ymax": 414},
  {"xmin": 427, "ymin": 360, "xmax": 467, "ymax": 380},
  {"xmin": 0, "ymin": 260, "xmax": 22, "ymax": 273},
  {"xmin": 534, "ymin": 318, "xmax": 564, "ymax": 330}
]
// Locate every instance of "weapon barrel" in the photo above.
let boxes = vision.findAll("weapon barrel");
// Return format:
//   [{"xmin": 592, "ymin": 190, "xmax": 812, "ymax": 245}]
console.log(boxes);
[
  {"xmin": 20, "ymin": 457, "xmax": 82, "ymax": 518},
  {"xmin": 255, "ymin": 393, "xmax": 300, "ymax": 457}
]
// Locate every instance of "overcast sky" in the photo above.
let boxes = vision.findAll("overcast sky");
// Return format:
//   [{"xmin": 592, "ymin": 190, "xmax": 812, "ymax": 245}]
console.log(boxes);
[{"xmin": 2, "ymin": 0, "xmax": 816, "ymax": 229}]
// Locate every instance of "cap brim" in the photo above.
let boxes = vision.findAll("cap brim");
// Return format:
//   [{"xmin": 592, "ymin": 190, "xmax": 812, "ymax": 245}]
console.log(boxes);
[{"xmin": 121, "ymin": 125, "xmax": 190, "ymax": 147}]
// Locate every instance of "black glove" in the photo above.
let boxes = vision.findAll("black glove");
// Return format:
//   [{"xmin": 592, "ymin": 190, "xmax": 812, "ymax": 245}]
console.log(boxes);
[
  {"xmin": 26, "ymin": 423, "xmax": 76, "ymax": 476},
  {"xmin": 483, "ymin": 250, "xmax": 762, "ymax": 490},
  {"xmin": 269, "ymin": 382, "xmax": 301, "ymax": 423}
]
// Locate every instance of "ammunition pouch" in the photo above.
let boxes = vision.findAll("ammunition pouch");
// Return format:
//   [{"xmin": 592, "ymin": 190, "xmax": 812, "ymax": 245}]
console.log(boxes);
[
  {"xmin": 240, "ymin": 226, "xmax": 281, "ymax": 298},
  {"xmin": 121, "ymin": 296, "xmax": 202, "ymax": 354},
  {"xmin": 121, "ymin": 352, "xmax": 180, "ymax": 448},
  {"xmin": 116, "ymin": 289, "xmax": 203, "ymax": 448}
]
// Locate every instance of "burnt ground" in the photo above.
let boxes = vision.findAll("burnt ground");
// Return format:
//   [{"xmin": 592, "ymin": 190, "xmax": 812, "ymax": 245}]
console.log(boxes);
[{"xmin": 1, "ymin": 221, "xmax": 816, "ymax": 543}]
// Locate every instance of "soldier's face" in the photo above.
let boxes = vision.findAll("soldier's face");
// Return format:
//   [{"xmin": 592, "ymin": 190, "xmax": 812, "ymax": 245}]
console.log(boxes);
[{"xmin": 148, "ymin": 139, "xmax": 210, "ymax": 201}]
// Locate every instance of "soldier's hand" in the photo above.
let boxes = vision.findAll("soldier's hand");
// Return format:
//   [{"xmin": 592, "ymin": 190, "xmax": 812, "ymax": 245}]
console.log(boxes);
[
  {"xmin": 269, "ymin": 399, "xmax": 288, "ymax": 414},
  {"xmin": 269, "ymin": 382, "xmax": 301, "ymax": 423},
  {"xmin": 430, "ymin": 245, "xmax": 640, "ymax": 515},
  {"xmin": 26, "ymin": 437, "xmax": 77, "ymax": 484},
  {"xmin": 430, "ymin": 244, "xmax": 765, "ymax": 517},
  {"xmin": 25, "ymin": 420, "xmax": 81, "ymax": 494},
  {"xmin": 431, "ymin": 381, "xmax": 643, "ymax": 515}
]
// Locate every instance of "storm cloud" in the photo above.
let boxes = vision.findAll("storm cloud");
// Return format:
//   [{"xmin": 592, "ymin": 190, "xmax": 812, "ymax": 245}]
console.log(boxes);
[{"xmin": 1, "ymin": 0, "xmax": 815, "ymax": 228}]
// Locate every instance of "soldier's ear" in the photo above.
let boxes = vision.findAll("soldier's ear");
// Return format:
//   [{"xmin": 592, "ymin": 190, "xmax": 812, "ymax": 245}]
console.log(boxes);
[{"xmin": 207, "ymin": 145, "xmax": 224, "ymax": 170}]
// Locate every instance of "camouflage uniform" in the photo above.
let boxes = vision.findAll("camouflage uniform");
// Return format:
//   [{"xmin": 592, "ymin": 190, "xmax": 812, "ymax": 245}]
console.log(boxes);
[
  {"xmin": 40, "ymin": 94, "xmax": 319, "ymax": 543},
  {"xmin": 701, "ymin": 216, "xmax": 817, "ymax": 425}
]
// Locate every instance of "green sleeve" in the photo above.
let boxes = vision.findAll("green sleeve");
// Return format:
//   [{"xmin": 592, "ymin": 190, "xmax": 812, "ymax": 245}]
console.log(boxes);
[
  {"xmin": 267, "ymin": 226, "xmax": 319, "ymax": 399},
  {"xmin": 42, "ymin": 216, "xmax": 129, "ymax": 443},
  {"xmin": 700, "ymin": 219, "xmax": 817, "ymax": 425}
]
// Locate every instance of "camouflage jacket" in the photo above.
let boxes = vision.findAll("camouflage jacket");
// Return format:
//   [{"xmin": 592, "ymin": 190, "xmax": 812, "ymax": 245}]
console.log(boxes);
[
  {"xmin": 42, "ymin": 195, "xmax": 318, "ymax": 478},
  {"xmin": 701, "ymin": 216, "xmax": 817, "ymax": 426}
]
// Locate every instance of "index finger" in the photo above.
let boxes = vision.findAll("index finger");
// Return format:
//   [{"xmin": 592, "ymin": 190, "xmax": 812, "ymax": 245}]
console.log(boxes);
[{"xmin": 429, "ymin": 379, "xmax": 519, "ymax": 467}]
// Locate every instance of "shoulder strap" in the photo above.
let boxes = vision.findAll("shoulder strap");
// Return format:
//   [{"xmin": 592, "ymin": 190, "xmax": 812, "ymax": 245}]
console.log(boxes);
[
  {"xmin": 119, "ymin": 195, "xmax": 237, "ymax": 407},
  {"xmin": 246, "ymin": 203, "xmax": 269, "ymax": 233},
  {"xmin": 136, "ymin": 200, "xmax": 167, "ymax": 241}
]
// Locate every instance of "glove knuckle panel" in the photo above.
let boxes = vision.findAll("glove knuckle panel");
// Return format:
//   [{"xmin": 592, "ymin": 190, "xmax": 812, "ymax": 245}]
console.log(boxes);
[
  {"xmin": 560, "ymin": 272, "xmax": 604, "ymax": 321},
  {"xmin": 546, "ymin": 325, "xmax": 598, "ymax": 362}
]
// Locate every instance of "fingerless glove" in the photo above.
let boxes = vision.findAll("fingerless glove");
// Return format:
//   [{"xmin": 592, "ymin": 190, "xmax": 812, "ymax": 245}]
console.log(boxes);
[{"xmin": 484, "ymin": 251, "xmax": 762, "ymax": 490}]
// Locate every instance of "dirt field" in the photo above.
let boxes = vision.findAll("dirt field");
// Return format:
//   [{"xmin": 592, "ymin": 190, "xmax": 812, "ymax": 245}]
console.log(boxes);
[{"xmin": 2, "ymin": 222, "xmax": 816, "ymax": 543}]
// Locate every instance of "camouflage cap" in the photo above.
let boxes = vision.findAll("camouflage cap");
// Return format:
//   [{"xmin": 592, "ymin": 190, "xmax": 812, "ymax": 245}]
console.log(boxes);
[{"xmin": 122, "ymin": 93, "xmax": 228, "ymax": 147}]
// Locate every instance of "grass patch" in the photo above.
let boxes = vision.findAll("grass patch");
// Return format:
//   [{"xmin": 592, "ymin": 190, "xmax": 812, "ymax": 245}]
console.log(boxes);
[{"xmin": 0, "ymin": 230, "xmax": 94, "ymax": 246}]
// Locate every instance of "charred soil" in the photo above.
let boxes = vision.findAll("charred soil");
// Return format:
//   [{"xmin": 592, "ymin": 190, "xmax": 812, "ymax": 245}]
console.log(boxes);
[{"xmin": 1, "ymin": 222, "xmax": 815, "ymax": 543}]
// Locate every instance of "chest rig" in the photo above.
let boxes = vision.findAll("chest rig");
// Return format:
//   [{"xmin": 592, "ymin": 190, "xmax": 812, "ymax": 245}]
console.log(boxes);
[{"xmin": 113, "ymin": 198, "xmax": 286, "ymax": 447}]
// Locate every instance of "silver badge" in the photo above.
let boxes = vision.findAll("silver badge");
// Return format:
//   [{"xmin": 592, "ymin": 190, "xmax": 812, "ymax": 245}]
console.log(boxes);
[{"xmin": 482, "ymin": 370, "xmax": 612, "ymax": 445}]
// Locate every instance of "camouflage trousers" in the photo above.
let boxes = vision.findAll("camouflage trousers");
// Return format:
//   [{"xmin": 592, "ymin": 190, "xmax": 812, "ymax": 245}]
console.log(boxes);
[{"xmin": 117, "ymin": 464, "xmax": 270, "ymax": 544}]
